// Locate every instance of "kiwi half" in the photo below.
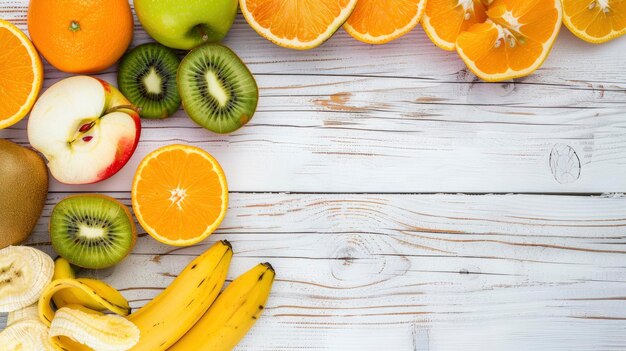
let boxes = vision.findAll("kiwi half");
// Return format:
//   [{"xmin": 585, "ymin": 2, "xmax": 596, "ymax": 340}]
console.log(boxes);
[
  {"xmin": 118, "ymin": 43, "xmax": 181, "ymax": 119},
  {"xmin": 50, "ymin": 195, "xmax": 136, "ymax": 269},
  {"xmin": 178, "ymin": 43, "xmax": 258, "ymax": 134}
]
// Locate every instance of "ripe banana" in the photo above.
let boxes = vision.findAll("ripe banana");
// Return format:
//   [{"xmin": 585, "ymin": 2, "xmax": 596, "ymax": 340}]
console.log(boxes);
[
  {"xmin": 0, "ymin": 318, "xmax": 55, "ymax": 351},
  {"xmin": 6, "ymin": 303, "xmax": 39, "ymax": 326},
  {"xmin": 169, "ymin": 262, "xmax": 275, "ymax": 351},
  {"xmin": 49, "ymin": 305, "xmax": 140, "ymax": 351},
  {"xmin": 0, "ymin": 245, "xmax": 54, "ymax": 312},
  {"xmin": 126, "ymin": 240, "xmax": 233, "ymax": 351},
  {"xmin": 52, "ymin": 257, "xmax": 130, "ymax": 312},
  {"xmin": 39, "ymin": 278, "xmax": 131, "ymax": 326}
]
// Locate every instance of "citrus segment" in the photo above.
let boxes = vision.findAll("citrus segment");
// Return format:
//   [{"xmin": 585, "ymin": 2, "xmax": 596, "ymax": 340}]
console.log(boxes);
[
  {"xmin": 240, "ymin": 0, "xmax": 358, "ymax": 49},
  {"xmin": 344, "ymin": 0, "xmax": 427, "ymax": 44},
  {"xmin": 422, "ymin": 0, "xmax": 488, "ymax": 50},
  {"xmin": 562, "ymin": 0, "xmax": 626, "ymax": 43},
  {"xmin": 0, "ymin": 20, "xmax": 43, "ymax": 129},
  {"xmin": 132, "ymin": 145, "xmax": 228, "ymax": 246},
  {"xmin": 456, "ymin": 0, "xmax": 562, "ymax": 81}
]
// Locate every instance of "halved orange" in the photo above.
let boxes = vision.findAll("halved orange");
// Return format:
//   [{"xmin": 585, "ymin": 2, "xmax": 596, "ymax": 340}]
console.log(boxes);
[
  {"xmin": 456, "ymin": 0, "xmax": 563, "ymax": 82},
  {"xmin": 0, "ymin": 19, "xmax": 43, "ymax": 129},
  {"xmin": 422, "ymin": 0, "xmax": 488, "ymax": 50},
  {"xmin": 240, "ymin": 0, "xmax": 358, "ymax": 49},
  {"xmin": 344, "ymin": 0, "xmax": 427, "ymax": 44},
  {"xmin": 132, "ymin": 145, "xmax": 228, "ymax": 247},
  {"xmin": 562, "ymin": 0, "xmax": 626, "ymax": 43}
]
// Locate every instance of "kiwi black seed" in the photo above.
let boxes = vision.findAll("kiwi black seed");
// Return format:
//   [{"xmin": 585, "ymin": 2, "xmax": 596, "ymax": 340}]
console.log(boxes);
[
  {"xmin": 118, "ymin": 43, "xmax": 181, "ymax": 119},
  {"xmin": 178, "ymin": 43, "xmax": 258, "ymax": 134},
  {"xmin": 50, "ymin": 195, "xmax": 137, "ymax": 269}
]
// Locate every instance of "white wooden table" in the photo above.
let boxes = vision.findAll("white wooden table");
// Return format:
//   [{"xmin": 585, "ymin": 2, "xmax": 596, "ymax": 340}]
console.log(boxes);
[{"xmin": 2, "ymin": 1, "xmax": 626, "ymax": 350}]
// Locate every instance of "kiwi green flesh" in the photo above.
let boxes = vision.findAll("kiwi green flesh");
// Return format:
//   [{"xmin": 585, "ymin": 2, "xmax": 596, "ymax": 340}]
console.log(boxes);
[
  {"xmin": 178, "ymin": 43, "xmax": 258, "ymax": 134},
  {"xmin": 50, "ymin": 196, "xmax": 134, "ymax": 269},
  {"xmin": 118, "ymin": 43, "xmax": 181, "ymax": 119}
]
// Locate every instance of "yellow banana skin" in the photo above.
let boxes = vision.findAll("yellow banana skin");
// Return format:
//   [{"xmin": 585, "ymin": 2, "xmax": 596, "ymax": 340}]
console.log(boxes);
[
  {"xmin": 52, "ymin": 257, "xmax": 130, "ymax": 313},
  {"xmin": 51, "ymin": 257, "xmax": 78, "ymax": 310},
  {"xmin": 127, "ymin": 240, "xmax": 233, "ymax": 351},
  {"xmin": 169, "ymin": 262, "xmax": 275, "ymax": 351},
  {"xmin": 53, "ymin": 257, "xmax": 74, "ymax": 279},
  {"xmin": 75, "ymin": 278, "xmax": 130, "ymax": 311},
  {"xmin": 38, "ymin": 278, "xmax": 131, "ymax": 327}
]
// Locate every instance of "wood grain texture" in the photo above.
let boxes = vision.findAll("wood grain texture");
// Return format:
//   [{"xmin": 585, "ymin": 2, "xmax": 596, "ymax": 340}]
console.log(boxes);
[
  {"xmin": 0, "ymin": 2, "xmax": 625, "ymax": 193},
  {"xmin": 2, "ymin": 1, "xmax": 626, "ymax": 350},
  {"xmin": 3, "ymin": 192, "xmax": 626, "ymax": 350}
]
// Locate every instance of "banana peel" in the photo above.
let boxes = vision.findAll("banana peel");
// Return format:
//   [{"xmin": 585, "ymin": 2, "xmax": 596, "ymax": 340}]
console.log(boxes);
[
  {"xmin": 39, "ymin": 278, "xmax": 131, "ymax": 327},
  {"xmin": 52, "ymin": 257, "xmax": 131, "ymax": 313}
]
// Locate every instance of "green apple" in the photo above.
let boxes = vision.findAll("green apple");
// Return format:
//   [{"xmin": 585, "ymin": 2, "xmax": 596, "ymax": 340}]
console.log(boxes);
[{"xmin": 134, "ymin": 0, "xmax": 238, "ymax": 50}]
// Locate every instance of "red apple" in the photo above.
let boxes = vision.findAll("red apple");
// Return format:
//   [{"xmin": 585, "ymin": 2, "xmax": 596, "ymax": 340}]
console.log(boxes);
[{"xmin": 27, "ymin": 76, "xmax": 141, "ymax": 184}]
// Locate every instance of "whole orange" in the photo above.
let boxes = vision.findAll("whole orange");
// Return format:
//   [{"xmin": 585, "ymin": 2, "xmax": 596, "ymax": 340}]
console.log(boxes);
[{"xmin": 27, "ymin": 0, "xmax": 133, "ymax": 74}]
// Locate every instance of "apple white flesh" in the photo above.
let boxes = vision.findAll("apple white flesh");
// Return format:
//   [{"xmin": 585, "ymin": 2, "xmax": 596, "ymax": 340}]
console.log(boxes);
[{"xmin": 27, "ymin": 76, "xmax": 141, "ymax": 184}]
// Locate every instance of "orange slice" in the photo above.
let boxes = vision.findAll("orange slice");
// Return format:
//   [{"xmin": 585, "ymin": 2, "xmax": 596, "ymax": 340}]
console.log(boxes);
[
  {"xmin": 132, "ymin": 145, "xmax": 229, "ymax": 247},
  {"xmin": 240, "ymin": 0, "xmax": 358, "ymax": 49},
  {"xmin": 0, "ymin": 19, "xmax": 43, "ymax": 129},
  {"xmin": 456, "ymin": 0, "xmax": 563, "ymax": 82},
  {"xmin": 562, "ymin": 0, "xmax": 626, "ymax": 43},
  {"xmin": 422, "ymin": 0, "xmax": 488, "ymax": 50},
  {"xmin": 343, "ymin": 0, "xmax": 427, "ymax": 44}
]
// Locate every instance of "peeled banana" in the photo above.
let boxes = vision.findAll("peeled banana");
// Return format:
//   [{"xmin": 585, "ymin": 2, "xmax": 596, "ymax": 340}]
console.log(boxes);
[
  {"xmin": 39, "ymin": 278, "xmax": 131, "ymax": 326},
  {"xmin": 6, "ymin": 240, "xmax": 275, "ymax": 351},
  {"xmin": 6, "ymin": 303, "xmax": 39, "ymax": 326},
  {"xmin": 52, "ymin": 257, "xmax": 130, "ymax": 313},
  {"xmin": 0, "ymin": 246, "xmax": 54, "ymax": 312},
  {"xmin": 0, "ymin": 318, "xmax": 56, "ymax": 351},
  {"xmin": 49, "ymin": 305, "xmax": 140, "ymax": 351},
  {"xmin": 169, "ymin": 262, "xmax": 275, "ymax": 351},
  {"xmin": 126, "ymin": 240, "xmax": 233, "ymax": 351}
]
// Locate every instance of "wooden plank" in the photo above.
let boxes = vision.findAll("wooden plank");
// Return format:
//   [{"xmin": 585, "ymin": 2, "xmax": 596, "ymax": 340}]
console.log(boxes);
[
  {"xmin": 2, "ymin": 1, "xmax": 625, "ymax": 350},
  {"xmin": 3, "ymin": 192, "xmax": 626, "ymax": 350},
  {"xmin": 1, "ymin": 4, "xmax": 626, "ymax": 193},
  {"xmin": 5, "ymin": 105, "xmax": 626, "ymax": 193}
]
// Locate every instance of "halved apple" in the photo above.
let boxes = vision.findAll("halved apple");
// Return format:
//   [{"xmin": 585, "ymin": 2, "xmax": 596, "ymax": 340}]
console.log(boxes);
[{"xmin": 27, "ymin": 76, "xmax": 141, "ymax": 184}]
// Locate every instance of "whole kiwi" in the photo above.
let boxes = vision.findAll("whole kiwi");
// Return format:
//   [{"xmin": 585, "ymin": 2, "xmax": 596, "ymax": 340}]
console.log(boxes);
[{"xmin": 0, "ymin": 139, "xmax": 48, "ymax": 249}]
